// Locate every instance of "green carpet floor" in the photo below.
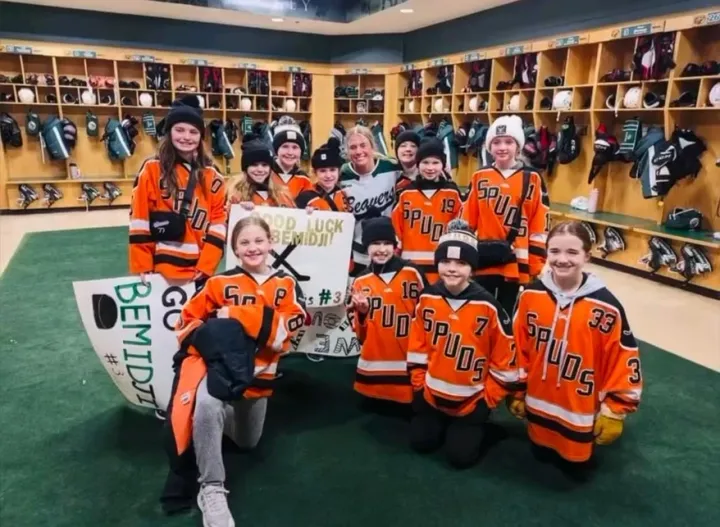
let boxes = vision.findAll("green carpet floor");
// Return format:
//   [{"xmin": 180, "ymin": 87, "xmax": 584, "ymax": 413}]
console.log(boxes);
[{"xmin": 1, "ymin": 226, "xmax": 718, "ymax": 527}]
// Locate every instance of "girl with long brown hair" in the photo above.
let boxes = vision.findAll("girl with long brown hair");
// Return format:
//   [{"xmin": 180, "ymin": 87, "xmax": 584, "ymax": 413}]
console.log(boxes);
[{"xmin": 129, "ymin": 95, "xmax": 228, "ymax": 284}]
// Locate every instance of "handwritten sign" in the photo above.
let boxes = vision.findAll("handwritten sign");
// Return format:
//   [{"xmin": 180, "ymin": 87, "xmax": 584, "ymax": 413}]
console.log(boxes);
[
  {"xmin": 463, "ymin": 52, "xmax": 487, "ymax": 62},
  {"xmin": 72, "ymin": 50, "xmax": 97, "ymax": 58},
  {"xmin": 5, "ymin": 45, "xmax": 32, "ymax": 54}
]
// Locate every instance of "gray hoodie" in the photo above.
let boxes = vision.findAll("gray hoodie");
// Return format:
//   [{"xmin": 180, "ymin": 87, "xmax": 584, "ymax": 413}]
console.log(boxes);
[{"xmin": 538, "ymin": 268, "xmax": 607, "ymax": 387}]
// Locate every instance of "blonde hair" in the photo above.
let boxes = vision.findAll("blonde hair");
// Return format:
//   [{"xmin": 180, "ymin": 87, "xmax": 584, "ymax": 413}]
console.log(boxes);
[
  {"xmin": 227, "ymin": 171, "xmax": 293, "ymax": 207},
  {"xmin": 345, "ymin": 125, "xmax": 382, "ymax": 162}
]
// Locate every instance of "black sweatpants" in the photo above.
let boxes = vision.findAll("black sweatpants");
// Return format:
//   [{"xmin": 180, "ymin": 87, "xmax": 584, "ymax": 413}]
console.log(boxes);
[
  {"xmin": 530, "ymin": 442, "xmax": 598, "ymax": 482},
  {"xmin": 474, "ymin": 275, "xmax": 520, "ymax": 316},
  {"xmin": 410, "ymin": 394, "xmax": 490, "ymax": 469}
]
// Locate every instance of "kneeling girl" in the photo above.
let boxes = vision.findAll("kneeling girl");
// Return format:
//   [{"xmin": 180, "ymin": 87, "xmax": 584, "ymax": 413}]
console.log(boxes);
[
  {"xmin": 161, "ymin": 216, "xmax": 307, "ymax": 526},
  {"xmin": 407, "ymin": 220, "xmax": 522, "ymax": 468}
]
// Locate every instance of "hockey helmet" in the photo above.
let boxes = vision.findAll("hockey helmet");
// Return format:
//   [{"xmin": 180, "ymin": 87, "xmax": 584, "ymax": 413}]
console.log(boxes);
[
  {"xmin": 709, "ymin": 82, "xmax": 720, "ymax": 108},
  {"xmin": 623, "ymin": 87, "xmax": 642, "ymax": 109},
  {"xmin": 507, "ymin": 93, "xmax": 521, "ymax": 112},
  {"xmin": 17, "ymin": 87, "xmax": 35, "ymax": 104}
]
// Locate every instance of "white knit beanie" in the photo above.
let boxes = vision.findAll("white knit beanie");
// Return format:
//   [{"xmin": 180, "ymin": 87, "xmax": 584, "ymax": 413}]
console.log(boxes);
[{"xmin": 485, "ymin": 115, "xmax": 525, "ymax": 152}]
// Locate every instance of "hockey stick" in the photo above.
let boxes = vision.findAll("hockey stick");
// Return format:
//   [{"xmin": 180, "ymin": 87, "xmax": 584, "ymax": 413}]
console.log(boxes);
[{"xmin": 270, "ymin": 244, "xmax": 311, "ymax": 282}]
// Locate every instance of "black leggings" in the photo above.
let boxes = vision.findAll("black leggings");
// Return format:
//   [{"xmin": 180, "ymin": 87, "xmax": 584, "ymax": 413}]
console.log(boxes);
[
  {"xmin": 410, "ymin": 396, "xmax": 490, "ymax": 469},
  {"xmin": 474, "ymin": 275, "xmax": 520, "ymax": 316}
]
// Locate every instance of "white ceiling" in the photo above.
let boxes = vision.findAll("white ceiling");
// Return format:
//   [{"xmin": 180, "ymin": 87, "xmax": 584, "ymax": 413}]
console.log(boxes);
[{"xmin": 2, "ymin": 0, "xmax": 520, "ymax": 35}]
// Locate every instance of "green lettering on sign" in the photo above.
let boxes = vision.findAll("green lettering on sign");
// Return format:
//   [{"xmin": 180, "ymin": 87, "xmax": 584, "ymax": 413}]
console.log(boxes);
[
  {"xmin": 238, "ymin": 63, "xmax": 257, "ymax": 70},
  {"xmin": 555, "ymin": 36, "xmax": 580, "ymax": 48},
  {"xmin": 505, "ymin": 45, "xmax": 525, "ymax": 56},
  {"xmin": 620, "ymin": 23, "xmax": 652, "ymax": 38},
  {"xmin": 428, "ymin": 58, "xmax": 447, "ymax": 67},
  {"xmin": 185, "ymin": 58, "xmax": 209, "ymax": 66},
  {"xmin": 401, "ymin": 63, "xmax": 416, "ymax": 72},
  {"xmin": 284, "ymin": 66, "xmax": 303, "ymax": 73},
  {"xmin": 345, "ymin": 68, "xmax": 370, "ymax": 75},
  {"xmin": 129, "ymin": 55, "xmax": 156, "ymax": 62},
  {"xmin": 72, "ymin": 50, "xmax": 97, "ymax": 58},
  {"xmin": 5, "ymin": 45, "xmax": 32, "ymax": 54}
]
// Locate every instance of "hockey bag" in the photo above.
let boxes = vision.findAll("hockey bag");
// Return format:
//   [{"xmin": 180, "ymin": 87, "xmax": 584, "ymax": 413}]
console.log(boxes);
[
  {"xmin": 639, "ymin": 237, "xmax": 677, "ymax": 272},
  {"xmin": 650, "ymin": 127, "xmax": 706, "ymax": 197},
  {"xmin": 0, "ymin": 112, "xmax": 22, "ymax": 147},
  {"xmin": 665, "ymin": 207, "xmax": 703, "ymax": 231},
  {"xmin": 597, "ymin": 227, "xmax": 625, "ymax": 259}
]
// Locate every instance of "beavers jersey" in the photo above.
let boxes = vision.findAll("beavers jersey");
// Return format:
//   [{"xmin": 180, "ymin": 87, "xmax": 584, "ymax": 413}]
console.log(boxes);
[
  {"xmin": 176, "ymin": 267, "xmax": 307, "ymax": 400},
  {"xmin": 391, "ymin": 179, "xmax": 462, "ymax": 280},
  {"xmin": 351, "ymin": 257, "xmax": 427, "ymax": 404},
  {"xmin": 407, "ymin": 281, "xmax": 520, "ymax": 416},
  {"xmin": 461, "ymin": 166, "xmax": 549, "ymax": 284},
  {"xmin": 271, "ymin": 160, "xmax": 312, "ymax": 200},
  {"xmin": 513, "ymin": 281, "xmax": 642, "ymax": 462},
  {"xmin": 129, "ymin": 158, "xmax": 227, "ymax": 281},
  {"xmin": 295, "ymin": 184, "xmax": 351, "ymax": 212}
]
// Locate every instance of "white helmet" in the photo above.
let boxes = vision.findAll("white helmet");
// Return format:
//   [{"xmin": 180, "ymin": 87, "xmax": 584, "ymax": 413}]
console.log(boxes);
[
  {"xmin": 468, "ymin": 96, "xmax": 479, "ymax": 112},
  {"xmin": 507, "ymin": 93, "xmax": 521, "ymax": 112},
  {"xmin": 81, "ymin": 90, "xmax": 98, "ymax": 105},
  {"xmin": 17, "ymin": 87, "xmax": 35, "ymax": 104},
  {"xmin": 408, "ymin": 99, "xmax": 416, "ymax": 113},
  {"xmin": 623, "ymin": 87, "xmax": 642, "ymax": 109},
  {"xmin": 433, "ymin": 97, "xmax": 448, "ymax": 113},
  {"xmin": 709, "ymin": 82, "xmax": 720, "ymax": 108},
  {"xmin": 138, "ymin": 92, "xmax": 152, "ymax": 107},
  {"xmin": 240, "ymin": 97, "xmax": 252, "ymax": 111},
  {"xmin": 284, "ymin": 99, "xmax": 296, "ymax": 112},
  {"xmin": 196, "ymin": 95, "xmax": 205, "ymax": 109},
  {"xmin": 552, "ymin": 90, "xmax": 572, "ymax": 110}
]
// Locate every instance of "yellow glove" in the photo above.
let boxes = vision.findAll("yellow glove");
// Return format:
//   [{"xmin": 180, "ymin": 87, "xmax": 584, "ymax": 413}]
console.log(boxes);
[
  {"xmin": 593, "ymin": 407, "xmax": 625, "ymax": 445},
  {"xmin": 506, "ymin": 397, "xmax": 526, "ymax": 420}
]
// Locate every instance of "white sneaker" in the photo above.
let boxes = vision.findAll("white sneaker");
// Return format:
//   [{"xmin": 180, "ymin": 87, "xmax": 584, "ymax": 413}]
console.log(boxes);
[{"xmin": 197, "ymin": 484, "xmax": 235, "ymax": 527}]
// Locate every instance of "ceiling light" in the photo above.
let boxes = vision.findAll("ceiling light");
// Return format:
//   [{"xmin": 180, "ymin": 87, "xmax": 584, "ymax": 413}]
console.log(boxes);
[
  {"xmin": 271, "ymin": 17, "xmax": 284, "ymax": 22},
  {"xmin": 400, "ymin": 8, "xmax": 414, "ymax": 13}
]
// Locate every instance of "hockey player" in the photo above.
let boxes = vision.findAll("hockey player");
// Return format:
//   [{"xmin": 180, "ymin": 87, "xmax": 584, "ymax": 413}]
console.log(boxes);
[
  {"xmin": 129, "ymin": 95, "xmax": 227, "ymax": 284},
  {"xmin": 407, "ymin": 220, "xmax": 520, "ymax": 468},
  {"xmin": 348, "ymin": 217, "xmax": 427, "ymax": 412},
  {"xmin": 392, "ymin": 138, "xmax": 462, "ymax": 282},
  {"xmin": 508, "ymin": 220, "xmax": 642, "ymax": 479},
  {"xmin": 228, "ymin": 134, "xmax": 295, "ymax": 208},
  {"xmin": 461, "ymin": 114, "xmax": 549, "ymax": 315},
  {"xmin": 160, "ymin": 215, "xmax": 307, "ymax": 525},
  {"xmin": 340, "ymin": 125, "xmax": 403, "ymax": 275},
  {"xmin": 271, "ymin": 122, "xmax": 313, "ymax": 199},
  {"xmin": 295, "ymin": 137, "xmax": 351, "ymax": 212},
  {"xmin": 394, "ymin": 129, "xmax": 421, "ymax": 192}
]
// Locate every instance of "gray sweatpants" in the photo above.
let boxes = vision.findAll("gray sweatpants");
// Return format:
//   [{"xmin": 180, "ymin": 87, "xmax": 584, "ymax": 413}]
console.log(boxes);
[{"xmin": 193, "ymin": 376, "xmax": 268, "ymax": 485}]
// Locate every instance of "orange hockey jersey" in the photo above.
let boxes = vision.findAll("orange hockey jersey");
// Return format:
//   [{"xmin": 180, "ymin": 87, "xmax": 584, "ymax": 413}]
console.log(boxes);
[
  {"xmin": 461, "ymin": 166, "xmax": 549, "ymax": 284},
  {"xmin": 295, "ymin": 184, "xmax": 351, "ymax": 212},
  {"xmin": 391, "ymin": 178, "xmax": 462, "ymax": 281},
  {"xmin": 407, "ymin": 281, "xmax": 520, "ymax": 416},
  {"xmin": 228, "ymin": 187, "xmax": 295, "ymax": 208},
  {"xmin": 129, "ymin": 158, "xmax": 227, "ymax": 281},
  {"xmin": 513, "ymin": 271, "xmax": 643, "ymax": 462},
  {"xmin": 271, "ymin": 160, "xmax": 313, "ymax": 200},
  {"xmin": 351, "ymin": 257, "xmax": 427, "ymax": 403},
  {"xmin": 170, "ymin": 267, "xmax": 307, "ymax": 454}
]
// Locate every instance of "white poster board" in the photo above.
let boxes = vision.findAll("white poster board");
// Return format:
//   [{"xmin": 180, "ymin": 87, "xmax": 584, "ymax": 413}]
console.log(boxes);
[
  {"xmin": 73, "ymin": 274, "xmax": 195, "ymax": 411},
  {"xmin": 226, "ymin": 205, "xmax": 355, "ymax": 308}
]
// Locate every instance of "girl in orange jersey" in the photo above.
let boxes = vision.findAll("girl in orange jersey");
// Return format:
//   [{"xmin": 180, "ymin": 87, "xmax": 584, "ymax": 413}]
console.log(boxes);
[
  {"xmin": 129, "ymin": 95, "xmax": 228, "ymax": 285},
  {"xmin": 460, "ymin": 115, "xmax": 549, "ymax": 315},
  {"xmin": 392, "ymin": 138, "xmax": 462, "ymax": 282},
  {"xmin": 509, "ymin": 221, "xmax": 643, "ymax": 481},
  {"xmin": 160, "ymin": 215, "xmax": 307, "ymax": 524},
  {"xmin": 295, "ymin": 138, "xmax": 351, "ymax": 212},
  {"xmin": 348, "ymin": 217, "xmax": 427, "ymax": 416},
  {"xmin": 227, "ymin": 134, "xmax": 295, "ymax": 209},
  {"xmin": 270, "ymin": 122, "xmax": 313, "ymax": 200},
  {"xmin": 407, "ymin": 220, "xmax": 520, "ymax": 469}
]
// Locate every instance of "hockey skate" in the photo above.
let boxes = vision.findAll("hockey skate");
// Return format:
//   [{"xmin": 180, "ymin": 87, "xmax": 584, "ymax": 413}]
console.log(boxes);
[
  {"xmin": 17, "ymin": 184, "xmax": 38, "ymax": 209},
  {"xmin": 42, "ymin": 183, "xmax": 63, "ymax": 208},
  {"xmin": 101, "ymin": 182, "xmax": 122, "ymax": 205}
]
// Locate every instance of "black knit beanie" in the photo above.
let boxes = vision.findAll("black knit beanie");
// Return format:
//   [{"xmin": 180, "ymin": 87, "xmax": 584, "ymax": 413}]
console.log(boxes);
[
  {"xmin": 394, "ymin": 129, "xmax": 421, "ymax": 158},
  {"xmin": 241, "ymin": 133, "xmax": 272, "ymax": 172},
  {"xmin": 273, "ymin": 123, "xmax": 306, "ymax": 152},
  {"xmin": 362, "ymin": 217, "xmax": 397, "ymax": 248},
  {"xmin": 434, "ymin": 219, "xmax": 479, "ymax": 269},
  {"xmin": 164, "ymin": 95, "xmax": 205, "ymax": 137},
  {"xmin": 416, "ymin": 138, "xmax": 446, "ymax": 166},
  {"xmin": 312, "ymin": 137, "xmax": 343, "ymax": 170}
]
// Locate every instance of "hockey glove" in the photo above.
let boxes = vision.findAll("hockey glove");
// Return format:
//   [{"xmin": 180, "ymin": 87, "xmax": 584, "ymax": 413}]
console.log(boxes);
[
  {"xmin": 593, "ymin": 406, "xmax": 624, "ymax": 445},
  {"xmin": 506, "ymin": 397, "xmax": 526, "ymax": 420}
]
